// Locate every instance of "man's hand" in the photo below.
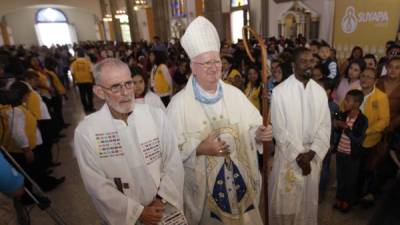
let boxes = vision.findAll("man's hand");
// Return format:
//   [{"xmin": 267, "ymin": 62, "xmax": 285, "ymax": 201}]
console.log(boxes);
[
  {"xmin": 196, "ymin": 132, "xmax": 230, "ymax": 156},
  {"xmin": 139, "ymin": 201, "xmax": 165, "ymax": 225},
  {"xmin": 255, "ymin": 125, "xmax": 273, "ymax": 143},
  {"xmin": 300, "ymin": 161, "xmax": 311, "ymax": 175},
  {"xmin": 296, "ymin": 151, "xmax": 316, "ymax": 176}
]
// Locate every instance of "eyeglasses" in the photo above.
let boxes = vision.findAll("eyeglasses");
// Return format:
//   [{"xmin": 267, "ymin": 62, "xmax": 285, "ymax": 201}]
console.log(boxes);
[
  {"xmin": 192, "ymin": 60, "xmax": 222, "ymax": 69},
  {"xmin": 98, "ymin": 80, "xmax": 134, "ymax": 93}
]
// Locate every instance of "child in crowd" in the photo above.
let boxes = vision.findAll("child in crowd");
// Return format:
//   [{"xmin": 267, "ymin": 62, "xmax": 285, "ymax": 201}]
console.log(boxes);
[
  {"xmin": 312, "ymin": 64, "xmax": 326, "ymax": 81},
  {"xmin": 333, "ymin": 89, "xmax": 368, "ymax": 213},
  {"xmin": 319, "ymin": 42, "xmax": 339, "ymax": 82}
]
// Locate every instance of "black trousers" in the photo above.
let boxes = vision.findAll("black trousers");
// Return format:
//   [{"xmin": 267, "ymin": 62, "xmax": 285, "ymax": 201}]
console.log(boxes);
[
  {"xmin": 9, "ymin": 148, "xmax": 56, "ymax": 191},
  {"xmin": 358, "ymin": 146, "xmax": 376, "ymax": 197},
  {"xmin": 77, "ymin": 83, "xmax": 94, "ymax": 111},
  {"xmin": 336, "ymin": 152, "xmax": 360, "ymax": 204},
  {"xmin": 49, "ymin": 95, "xmax": 65, "ymax": 133},
  {"xmin": 37, "ymin": 120, "xmax": 55, "ymax": 169}
]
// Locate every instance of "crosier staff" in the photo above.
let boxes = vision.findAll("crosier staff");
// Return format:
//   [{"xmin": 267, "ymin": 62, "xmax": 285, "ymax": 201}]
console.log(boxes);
[{"xmin": 242, "ymin": 26, "xmax": 270, "ymax": 225}]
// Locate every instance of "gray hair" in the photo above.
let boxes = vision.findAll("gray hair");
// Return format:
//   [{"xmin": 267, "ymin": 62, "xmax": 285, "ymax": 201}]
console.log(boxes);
[{"xmin": 93, "ymin": 58, "xmax": 130, "ymax": 85}]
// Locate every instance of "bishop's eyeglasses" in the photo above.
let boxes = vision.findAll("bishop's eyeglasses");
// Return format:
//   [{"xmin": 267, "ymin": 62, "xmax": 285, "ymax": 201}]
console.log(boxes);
[{"xmin": 192, "ymin": 60, "xmax": 222, "ymax": 69}]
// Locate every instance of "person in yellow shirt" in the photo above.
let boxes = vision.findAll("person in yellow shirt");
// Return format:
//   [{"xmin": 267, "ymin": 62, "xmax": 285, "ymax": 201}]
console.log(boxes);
[
  {"xmin": 70, "ymin": 49, "xmax": 95, "ymax": 113},
  {"xmin": 358, "ymin": 68, "xmax": 390, "ymax": 204},
  {"xmin": 244, "ymin": 65, "xmax": 262, "ymax": 112},
  {"xmin": 3, "ymin": 81, "xmax": 65, "ymax": 199},
  {"xmin": 149, "ymin": 50, "xmax": 173, "ymax": 106},
  {"xmin": 221, "ymin": 55, "xmax": 243, "ymax": 89},
  {"xmin": 44, "ymin": 57, "xmax": 69, "ymax": 133}
]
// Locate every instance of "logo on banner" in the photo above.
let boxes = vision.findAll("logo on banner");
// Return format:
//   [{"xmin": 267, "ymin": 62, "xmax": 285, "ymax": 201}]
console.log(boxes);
[
  {"xmin": 341, "ymin": 6, "xmax": 358, "ymax": 34},
  {"xmin": 341, "ymin": 5, "xmax": 390, "ymax": 34}
]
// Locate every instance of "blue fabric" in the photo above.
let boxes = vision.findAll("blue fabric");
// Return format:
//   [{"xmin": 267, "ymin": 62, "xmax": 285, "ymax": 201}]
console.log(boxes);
[
  {"xmin": 211, "ymin": 161, "xmax": 249, "ymax": 214},
  {"xmin": 0, "ymin": 153, "xmax": 24, "ymax": 194},
  {"xmin": 212, "ymin": 165, "xmax": 231, "ymax": 213},
  {"xmin": 232, "ymin": 162, "xmax": 247, "ymax": 202},
  {"xmin": 192, "ymin": 77, "xmax": 223, "ymax": 105}
]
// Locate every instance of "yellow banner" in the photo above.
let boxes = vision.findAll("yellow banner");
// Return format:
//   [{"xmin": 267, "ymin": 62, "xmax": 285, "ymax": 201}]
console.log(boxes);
[{"xmin": 333, "ymin": 0, "xmax": 400, "ymax": 60}]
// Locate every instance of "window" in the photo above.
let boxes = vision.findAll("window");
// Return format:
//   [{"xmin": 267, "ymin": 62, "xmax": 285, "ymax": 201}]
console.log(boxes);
[
  {"xmin": 171, "ymin": 0, "xmax": 187, "ymax": 17},
  {"xmin": 231, "ymin": 0, "xmax": 248, "ymax": 8},
  {"xmin": 35, "ymin": 8, "xmax": 76, "ymax": 47},
  {"xmin": 36, "ymin": 8, "xmax": 68, "ymax": 23}
]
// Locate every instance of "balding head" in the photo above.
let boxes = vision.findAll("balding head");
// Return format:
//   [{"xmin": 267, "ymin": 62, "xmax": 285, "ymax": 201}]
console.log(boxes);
[
  {"xmin": 93, "ymin": 58, "xmax": 130, "ymax": 85},
  {"xmin": 92, "ymin": 58, "xmax": 134, "ymax": 116}
]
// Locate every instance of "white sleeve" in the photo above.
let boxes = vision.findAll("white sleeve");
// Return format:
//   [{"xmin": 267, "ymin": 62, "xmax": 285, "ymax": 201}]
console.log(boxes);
[
  {"xmin": 148, "ymin": 92, "xmax": 166, "ymax": 111},
  {"xmin": 166, "ymin": 98, "xmax": 200, "ymax": 169},
  {"xmin": 271, "ymin": 91, "xmax": 304, "ymax": 162},
  {"xmin": 8, "ymin": 108, "xmax": 29, "ymax": 149},
  {"xmin": 74, "ymin": 128, "xmax": 144, "ymax": 225},
  {"xmin": 327, "ymin": 61, "xmax": 338, "ymax": 79},
  {"xmin": 241, "ymin": 94, "xmax": 263, "ymax": 154},
  {"xmin": 310, "ymin": 95, "xmax": 331, "ymax": 162},
  {"xmin": 156, "ymin": 110, "xmax": 184, "ymax": 211}
]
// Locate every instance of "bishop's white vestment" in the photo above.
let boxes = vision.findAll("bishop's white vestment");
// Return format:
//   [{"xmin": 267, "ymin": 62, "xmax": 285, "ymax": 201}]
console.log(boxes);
[
  {"xmin": 74, "ymin": 104, "xmax": 184, "ymax": 225},
  {"xmin": 167, "ymin": 75, "xmax": 264, "ymax": 225}
]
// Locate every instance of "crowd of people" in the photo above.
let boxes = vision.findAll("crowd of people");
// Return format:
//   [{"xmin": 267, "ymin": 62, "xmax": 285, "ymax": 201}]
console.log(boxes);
[{"xmin": 0, "ymin": 15, "xmax": 399, "ymax": 225}]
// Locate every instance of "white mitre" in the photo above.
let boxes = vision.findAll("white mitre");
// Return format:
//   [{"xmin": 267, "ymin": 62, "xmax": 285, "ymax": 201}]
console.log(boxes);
[{"xmin": 180, "ymin": 16, "xmax": 221, "ymax": 59}]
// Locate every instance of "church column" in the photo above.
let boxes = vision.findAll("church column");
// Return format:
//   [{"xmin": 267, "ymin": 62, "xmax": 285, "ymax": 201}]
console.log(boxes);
[
  {"xmin": 0, "ymin": 18, "xmax": 11, "ymax": 45},
  {"xmin": 125, "ymin": 0, "xmax": 140, "ymax": 42},
  {"xmin": 260, "ymin": 0, "xmax": 269, "ymax": 37},
  {"xmin": 151, "ymin": 0, "xmax": 170, "ymax": 41},
  {"xmin": 109, "ymin": 0, "xmax": 123, "ymax": 42},
  {"xmin": 195, "ymin": 0, "xmax": 204, "ymax": 17},
  {"xmin": 203, "ymin": 0, "xmax": 225, "ymax": 39},
  {"xmin": 99, "ymin": 0, "xmax": 108, "ymax": 40}
]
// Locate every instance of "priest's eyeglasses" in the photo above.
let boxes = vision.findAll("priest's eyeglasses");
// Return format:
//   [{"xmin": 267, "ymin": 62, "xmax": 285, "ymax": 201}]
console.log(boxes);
[
  {"xmin": 192, "ymin": 60, "xmax": 222, "ymax": 69},
  {"xmin": 98, "ymin": 80, "xmax": 134, "ymax": 93}
]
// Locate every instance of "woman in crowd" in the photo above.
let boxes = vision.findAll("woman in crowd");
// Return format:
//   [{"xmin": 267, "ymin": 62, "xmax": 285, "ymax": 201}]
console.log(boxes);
[
  {"xmin": 149, "ymin": 50, "xmax": 173, "ymax": 106},
  {"xmin": 376, "ymin": 57, "xmax": 400, "ymax": 132},
  {"xmin": 132, "ymin": 73, "xmax": 165, "ymax": 111},
  {"xmin": 221, "ymin": 55, "xmax": 243, "ymax": 89},
  {"xmin": 244, "ymin": 65, "xmax": 262, "ymax": 112},
  {"xmin": 334, "ymin": 59, "xmax": 365, "ymax": 105},
  {"xmin": 340, "ymin": 46, "xmax": 364, "ymax": 75}
]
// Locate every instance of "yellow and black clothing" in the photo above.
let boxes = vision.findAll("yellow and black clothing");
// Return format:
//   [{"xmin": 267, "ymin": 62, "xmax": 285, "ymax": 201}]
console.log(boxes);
[
  {"xmin": 44, "ymin": 69, "xmax": 67, "ymax": 133},
  {"xmin": 70, "ymin": 58, "xmax": 93, "ymax": 84},
  {"xmin": 150, "ymin": 64, "xmax": 172, "ymax": 106},
  {"xmin": 222, "ymin": 69, "xmax": 243, "ymax": 89},
  {"xmin": 244, "ymin": 83, "xmax": 262, "ymax": 112},
  {"xmin": 70, "ymin": 58, "xmax": 94, "ymax": 111}
]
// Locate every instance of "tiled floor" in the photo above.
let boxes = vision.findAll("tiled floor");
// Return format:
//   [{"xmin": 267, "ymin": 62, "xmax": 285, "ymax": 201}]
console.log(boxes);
[{"xmin": 21, "ymin": 88, "xmax": 376, "ymax": 225}]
